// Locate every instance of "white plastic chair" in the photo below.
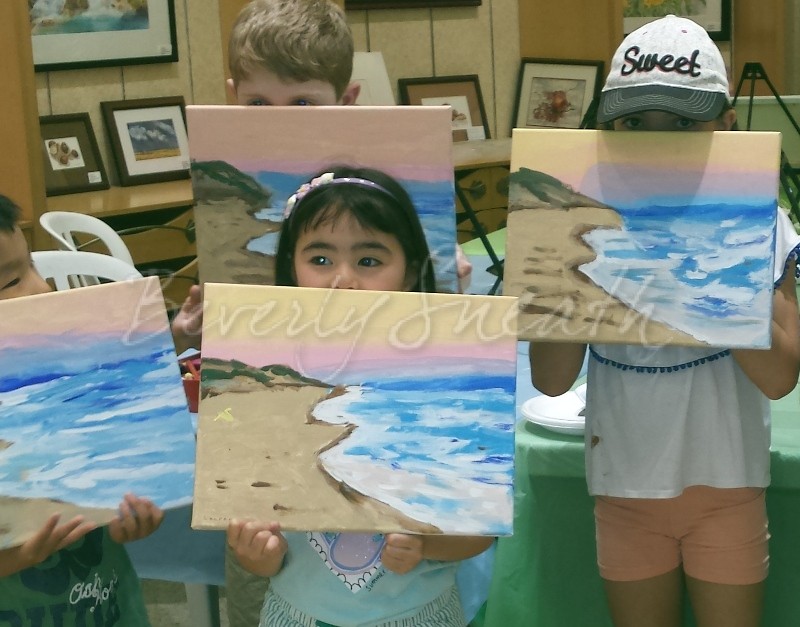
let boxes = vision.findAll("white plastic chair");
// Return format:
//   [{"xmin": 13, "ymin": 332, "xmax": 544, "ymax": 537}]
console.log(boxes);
[
  {"xmin": 31, "ymin": 250, "xmax": 143, "ymax": 291},
  {"xmin": 39, "ymin": 211, "xmax": 135, "ymax": 266}
]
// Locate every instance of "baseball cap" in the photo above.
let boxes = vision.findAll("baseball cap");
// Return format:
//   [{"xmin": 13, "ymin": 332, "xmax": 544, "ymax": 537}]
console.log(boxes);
[{"xmin": 597, "ymin": 14, "xmax": 730, "ymax": 124}]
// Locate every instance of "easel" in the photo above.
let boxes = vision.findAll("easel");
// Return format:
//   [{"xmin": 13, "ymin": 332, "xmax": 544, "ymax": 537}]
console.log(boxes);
[{"xmin": 731, "ymin": 62, "xmax": 800, "ymax": 222}]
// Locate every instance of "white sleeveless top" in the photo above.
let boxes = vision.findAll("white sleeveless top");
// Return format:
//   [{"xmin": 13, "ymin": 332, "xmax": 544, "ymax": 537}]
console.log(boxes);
[{"xmin": 585, "ymin": 209, "xmax": 800, "ymax": 498}]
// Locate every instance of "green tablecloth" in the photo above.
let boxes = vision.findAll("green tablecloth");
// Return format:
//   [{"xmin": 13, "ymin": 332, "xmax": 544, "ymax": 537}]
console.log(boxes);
[{"xmin": 475, "ymin": 364, "xmax": 800, "ymax": 627}]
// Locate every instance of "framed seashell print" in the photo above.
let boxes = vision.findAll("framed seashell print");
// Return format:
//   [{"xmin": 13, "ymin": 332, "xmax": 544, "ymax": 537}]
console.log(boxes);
[{"xmin": 38, "ymin": 112, "xmax": 110, "ymax": 197}]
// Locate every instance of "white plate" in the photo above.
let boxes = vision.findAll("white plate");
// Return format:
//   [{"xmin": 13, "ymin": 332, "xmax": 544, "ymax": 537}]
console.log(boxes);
[{"xmin": 521, "ymin": 383, "xmax": 586, "ymax": 435}]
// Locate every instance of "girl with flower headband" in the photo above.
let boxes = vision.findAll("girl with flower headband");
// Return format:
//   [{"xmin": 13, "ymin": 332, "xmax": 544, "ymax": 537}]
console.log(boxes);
[
  {"xmin": 274, "ymin": 166, "xmax": 437, "ymax": 293},
  {"xmin": 227, "ymin": 165, "xmax": 492, "ymax": 627}
]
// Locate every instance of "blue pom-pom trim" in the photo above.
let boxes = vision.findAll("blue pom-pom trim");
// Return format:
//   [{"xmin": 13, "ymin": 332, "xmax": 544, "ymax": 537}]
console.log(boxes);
[{"xmin": 589, "ymin": 346, "xmax": 731, "ymax": 373}]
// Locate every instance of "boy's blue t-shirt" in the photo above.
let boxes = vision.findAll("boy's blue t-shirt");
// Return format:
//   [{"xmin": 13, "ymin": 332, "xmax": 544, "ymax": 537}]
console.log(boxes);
[
  {"xmin": 0, "ymin": 527, "xmax": 151, "ymax": 626},
  {"xmin": 268, "ymin": 531, "xmax": 459, "ymax": 625}
]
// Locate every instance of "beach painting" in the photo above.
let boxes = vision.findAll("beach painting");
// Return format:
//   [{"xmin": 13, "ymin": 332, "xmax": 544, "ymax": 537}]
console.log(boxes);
[
  {"xmin": 192, "ymin": 283, "xmax": 518, "ymax": 535},
  {"xmin": 0, "ymin": 277, "xmax": 195, "ymax": 549},
  {"xmin": 187, "ymin": 105, "xmax": 459, "ymax": 293},
  {"xmin": 504, "ymin": 129, "xmax": 781, "ymax": 347}
]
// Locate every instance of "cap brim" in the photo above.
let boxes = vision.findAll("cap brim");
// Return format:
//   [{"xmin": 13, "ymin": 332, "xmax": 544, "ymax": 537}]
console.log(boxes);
[{"xmin": 597, "ymin": 85, "xmax": 728, "ymax": 124}]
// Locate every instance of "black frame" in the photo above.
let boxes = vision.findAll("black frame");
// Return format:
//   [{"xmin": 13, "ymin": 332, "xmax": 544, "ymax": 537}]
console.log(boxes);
[
  {"xmin": 101, "ymin": 96, "xmax": 190, "ymax": 187},
  {"xmin": 39, "ymin": 113, "xmax": 109, "ymax": 197},
  {"xmin": 32, "ymin": 0, "xmax": 178, "ymax": 72},
  {"xmin": 398, "ymin": 74, "xmax": 490, "ymax": 141}
]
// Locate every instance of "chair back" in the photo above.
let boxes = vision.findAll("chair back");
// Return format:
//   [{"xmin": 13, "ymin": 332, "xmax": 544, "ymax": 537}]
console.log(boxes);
[
  {"xmin": 39, "ymin": 211, "xmax": 135, "ymax": 266},
  {"xmin": 31, "ymin": 250, "xmax": 143, "ymax": 292}
]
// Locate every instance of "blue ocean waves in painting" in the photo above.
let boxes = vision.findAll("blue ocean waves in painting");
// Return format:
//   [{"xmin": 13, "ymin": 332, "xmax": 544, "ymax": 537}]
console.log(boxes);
[
  {"xmin": 0, "ymin": 334, "xmax": 195, "ymax": 510},
  {"xmin": 581, "ymin": 201, "xmax": 776, "ymax": 346},
  {"xmin": 311, "ymin": 371, "xmax": 515, "ymax": 535}
]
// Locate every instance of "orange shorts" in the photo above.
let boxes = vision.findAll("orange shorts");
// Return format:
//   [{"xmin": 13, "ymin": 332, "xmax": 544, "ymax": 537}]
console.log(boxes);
[{"xmin": 594, "ymin": 486, "xmax": 769, "ymax": 585}]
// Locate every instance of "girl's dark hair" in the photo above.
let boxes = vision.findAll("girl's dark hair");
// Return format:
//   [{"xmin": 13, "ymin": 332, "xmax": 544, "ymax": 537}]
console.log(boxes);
[
  {"xmin": 0, "ymin": 195, "xmax": 21, "ymax": 233},
  {"xmin": 275, "ymin": 165, "xmax": 436, "ymax": 292}
]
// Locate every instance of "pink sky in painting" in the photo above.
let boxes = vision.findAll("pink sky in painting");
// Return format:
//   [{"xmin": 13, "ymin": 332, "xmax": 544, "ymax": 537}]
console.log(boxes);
[
  {"xmin": 202, "ymin": 337, "xmax": 516, "ymax": 378},
  {"xmin": 580, "ymin": 163, "xmax": 780, "ymax": 207},
  {"xmin": 516, "ymin": 130, "xmax": 781, "ymax": 206},
  {"xmin": 0, "ymin": 278, "xmax": 169, "ymax": 344},
  {"xmin": 186, "ymin": 105, "xmax": 454, "ymax": 182}
]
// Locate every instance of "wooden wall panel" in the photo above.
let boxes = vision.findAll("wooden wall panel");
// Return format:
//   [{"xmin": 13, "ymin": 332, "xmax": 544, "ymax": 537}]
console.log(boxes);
[
  {"xmin": 732, "ymin": 0, "xmax": 786, "ymax": 96},
  {"xmin": 0, "ymin": 2, "xmax": 46, "ymax": 226},
  {"xmin": 519, "ymin": 0, "xmax": 623, "ymax": 70}
]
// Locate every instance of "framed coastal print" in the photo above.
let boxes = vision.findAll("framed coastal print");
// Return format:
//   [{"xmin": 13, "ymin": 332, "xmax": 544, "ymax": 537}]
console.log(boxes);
[
  {"xmin": 398, "ymin": 75, "xmax": 490, "ymax": 141},
  {"xmin": 512, "ymin": 59, "xmax": 604, "ymax": 131},
  {"xmin": 39, "ymin": 112, "xmax": 109, "ymax": 196},
  {"xmin": 32, "ymin": 0, "xmax": 178, "ymax": 72},
  {"xmin": 101, "ymin": 96, "xmax": 190, "ymax": 186},
  {"xmin": 623, "ymin": 0, "xmax": 731, "ymax": 41}
]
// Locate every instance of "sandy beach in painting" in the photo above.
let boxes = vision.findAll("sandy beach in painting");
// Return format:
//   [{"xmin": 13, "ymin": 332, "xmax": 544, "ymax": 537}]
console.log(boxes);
[
  {"xmin": 0, "ymin": 496, "xmax": 118, "ymax": 549},
  {"xmin": 194, "ymin": 197, "xmax": 279, "ymax": 286},
  {"xmin": 192, "ymin": 385, "xmax": 441, "ymax": 534},
  {"xmin": 506, "ymin": 206, "xmax": 698, "ymax": 345}
]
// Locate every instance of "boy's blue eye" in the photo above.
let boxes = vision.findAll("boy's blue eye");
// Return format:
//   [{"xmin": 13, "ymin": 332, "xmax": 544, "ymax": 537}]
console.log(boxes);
[
  {"xmin": 310, "ymin": 256, "xmax": 331, "ymax": 266},
  {"xmin": 293, "ymin": 99, "xmax": 313, "ymax": 106},
  {"xmin": 358, "ymin": 257, "xmax": 382, "ymax": 268}
]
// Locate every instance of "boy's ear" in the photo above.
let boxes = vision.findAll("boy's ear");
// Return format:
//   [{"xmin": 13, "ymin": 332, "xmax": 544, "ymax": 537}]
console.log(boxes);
[
  {"xmin": 339, "ymin": 81, "xmax": 361, "ymax": 106},
  {"xmin": 225, "ymin": 78, "xmax": 238, "ymax": 103}
]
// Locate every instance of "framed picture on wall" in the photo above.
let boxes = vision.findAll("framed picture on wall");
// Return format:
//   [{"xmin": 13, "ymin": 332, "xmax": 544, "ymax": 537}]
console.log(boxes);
[
  {"xmin": 512, "ymin": 59, "xmax": 604, "ymax": 131},
  {"xmin": 39, "ymin": 113, "xmax": 109, "ymax": 197},
  {"xmin": 31, "ymin": 0, "xmax": 178, "ymax": 72},
  {"xmin": 398, "ymin": 75, "xmax": 490, "ymax": 142},
  {"xmin": 101, "ymin": 96, "xmax": 191, "ymax": 187},
  {"xmin": 623, "ymin": 0, "xmax": 731, "ymax": 41}
]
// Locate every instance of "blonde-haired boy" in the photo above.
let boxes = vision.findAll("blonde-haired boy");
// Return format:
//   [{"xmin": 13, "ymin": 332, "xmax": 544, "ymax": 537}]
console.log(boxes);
[{"xmin": 226, "ymin": 0, "xmax": 360, "ymax": 106}]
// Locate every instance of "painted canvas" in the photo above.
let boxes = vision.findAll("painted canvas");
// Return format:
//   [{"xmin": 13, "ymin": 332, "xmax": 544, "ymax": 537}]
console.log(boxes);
[
  {"xmin": 0, "ymin": 277, "xmax": 196, "ymax": 549},
  {"xmin": 192, "ymin": 283, "xmax": 518, "ymax": 536},
  {"xmin": 504, "ymin": 129, "xmax": 781, "ymax": 347},
  {"xmin": 187, "ymin": 105, "xmax": 459, "ymax": 293}
]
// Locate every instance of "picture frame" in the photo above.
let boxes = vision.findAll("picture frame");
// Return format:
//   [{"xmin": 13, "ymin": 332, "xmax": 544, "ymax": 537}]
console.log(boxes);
[
  {"xmin": 623, "ymin": 0, "xmax": 731, "ymax": 41},
  {"xmin": 101, "ymin": 96, "xmax": 191, "ymax": 187},
  {"xmin": 39, "ymin": 112, "xmax": 109, "ymax": 197},
  {"xmin": 398, "ymin": 75, "xmax": 490, "ymax": 142},
  {"xmin": 32, "ymin": 0, "xmax": 178, "ymax": 72},
  {"xmin": 512, "ymin": 58, "xmax": 604, "ymax": 131},
  {"xmin": 346, "ymin": 1, "xmax": 480, "ymax": 8}
]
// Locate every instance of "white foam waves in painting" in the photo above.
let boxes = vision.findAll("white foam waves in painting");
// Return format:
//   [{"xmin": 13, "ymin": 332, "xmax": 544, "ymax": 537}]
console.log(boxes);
[{"xmin": 311, "ymin": 382, "xmax": 514, "ymax": 535}]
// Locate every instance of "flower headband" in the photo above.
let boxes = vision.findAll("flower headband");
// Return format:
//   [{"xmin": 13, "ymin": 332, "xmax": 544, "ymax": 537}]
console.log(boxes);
[{"xmin": 283, "ymin": 172, "xmax": 395, "ymax": 218}]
